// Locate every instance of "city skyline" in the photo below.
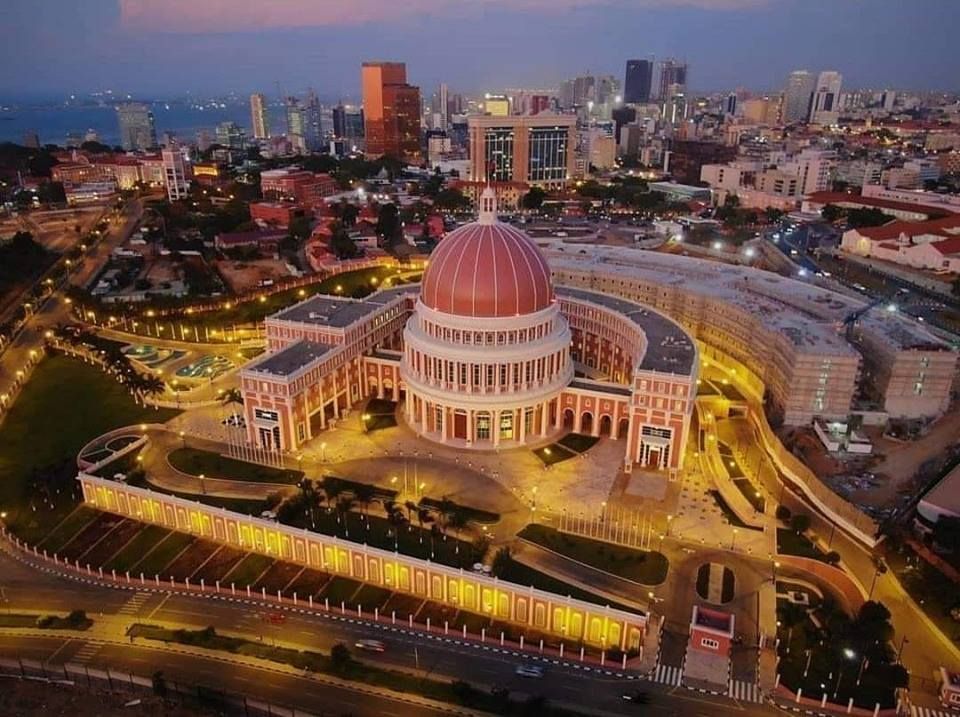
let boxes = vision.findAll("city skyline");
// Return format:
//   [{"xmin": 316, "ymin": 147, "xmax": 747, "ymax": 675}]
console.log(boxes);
[{"xmin": 3, "ymin": 0, "xmax": 959, "ymax": 99}]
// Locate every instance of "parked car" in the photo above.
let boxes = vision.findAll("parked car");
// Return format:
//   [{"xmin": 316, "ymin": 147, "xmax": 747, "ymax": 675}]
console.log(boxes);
[
  {"xmin": 354, "ymin": 639, "xmax": 386, "ymax": 653},
  {"xmin": 514, "ymin": 664, "xmax": 544, "ymax": 678}
]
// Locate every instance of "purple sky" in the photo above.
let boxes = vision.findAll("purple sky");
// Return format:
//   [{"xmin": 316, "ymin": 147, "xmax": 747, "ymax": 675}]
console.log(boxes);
[{"xmin": 3, "ymin": 0, "xmax": 958, "ymax": 100}]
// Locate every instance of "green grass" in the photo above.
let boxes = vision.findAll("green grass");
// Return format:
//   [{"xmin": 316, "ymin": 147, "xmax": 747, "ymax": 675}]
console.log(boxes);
[
  {"xmin": 534, "ymin": 444, "xmax": 576, "ymax": 466},
  {"xmin": 734, "ymin": 478, "xmax": 766, "ymax": 513},
  {"xmin": 0, "ymin": 354, "xmax": 180, "ymax": 544},
  {"xmin": 518, "ymin": 524, "xmax": 669, "ymax": 585},
  {"xmin": 352, "ymin": 584, "xmax": 392, "ymax": 610},
  {"xmin": 557, "ymin": 433, "xmax": 600, "ymax": 454},
  {"xmin": 320, "ymin": 576, "xmax": 362, "ymax": 605},
  {"xmin": 37, "ymin": 505, "xmax": 99, "ymax": 553},
  {"xmin": 708, "ymin": 490, "xmax": 764, "ymax": 531},
  {"xmin": 495, "ymin": 556, "xmax": 635, "ymax": 612},
  {"xmin": 777, "ymin": 528, "xmax": 827, "ymax": 561},
  {"xmin": 0, "ymin": 612, "xmax": 93, "ymax": 630},
  {"xmin": 103, "ymin": 524, "xmax": 172, "ymax": 573},
  {"xmin": 418, "ymin": 497, "xmax": 500, "ymax": 524},
  {"xmin": 132, "ymin": 531, "xmax": 195, "ymax": 577},
  {"xmin": 223, "ymin": 553, "xmax": 274, "ymax": 587},
  {"xmin": 168, "ymin": 447, "xmax": 302, "ymax": 484}
]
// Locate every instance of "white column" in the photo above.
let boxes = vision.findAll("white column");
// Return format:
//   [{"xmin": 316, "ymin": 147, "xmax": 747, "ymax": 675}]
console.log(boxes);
[
  {"xmin": 441, "ymin": 406, "xmax": 449, "ymax": 442},
  {"xmin": 332, "ymin": 373, "xmax": 340, "ymax": 418},
  {"xmin": 318, "ymin": 384, "xmax": 327, "ymax": 429},
  {"xmin": 540, "ymin": 401, "xmax": 549, "ymax": 438},
  {"xmin": 574, "ymin": 394, "xmax": 583, "ymax": 433},
  {"xmin": 493, "ymin": 410, "xmax": 500, "ymax": 447},
  {"xmin": 377, "ymin": 364, "xmax": 384, "ymax": 399},
  {"xmin": 421, "ymin": 399, "xmax": 429, "ymax": 434},
  {"xmin": 519, "ymin": 407, "xmax": 526, "ymax": 444}
]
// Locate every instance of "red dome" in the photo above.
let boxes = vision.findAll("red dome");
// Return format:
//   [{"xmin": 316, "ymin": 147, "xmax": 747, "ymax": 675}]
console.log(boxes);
[{"xmin": 421, "ymin": 220, "xmax": 554, "ymax": 318}]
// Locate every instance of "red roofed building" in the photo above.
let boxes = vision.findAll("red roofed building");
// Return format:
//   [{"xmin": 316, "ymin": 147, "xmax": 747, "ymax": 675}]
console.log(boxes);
[
  {"xmin": 260, "ymin": 169, "xmax": 337, "ymax": 208},
  {"xmin": 802, "ymin": 191, "xmax": 952, "ymax": 222},
  {"xmin": 250, "ymin": 202, "xmax": 309, "ymax": 229},
  {"xmin": 841, "ymin": 215, "xmax": 960, "ymax": 274}
]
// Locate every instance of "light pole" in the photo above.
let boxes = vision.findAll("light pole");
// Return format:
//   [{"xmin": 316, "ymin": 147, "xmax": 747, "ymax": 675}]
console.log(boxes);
[
  {"xmin": 868, "ymin": 559, "xmax": 887, "ymax": 599},
  {"xmin": 731, "ymin": 528, "xmax": 739, "ymax": 551},
  {"xmin": 199, "ymin": 473, "xmax": 206, "ymax": 495}
]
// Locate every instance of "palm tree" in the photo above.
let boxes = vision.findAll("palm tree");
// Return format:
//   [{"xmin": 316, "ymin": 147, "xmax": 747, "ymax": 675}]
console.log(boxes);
[
  {"xmin": 436, "ymin": 497, "xmax": 456, "ymax": 537},
  {"xmin": 320, "ymin": 476, "xmax": 344, "ymax": 512},
  {"xmin": 447, "ymin": 509, "xmax": 470, "ymax": 554},
  {"xmin": 354, "ymin": 483, "xmax": 376, "ymax": 518},
  {"xmin": 298, "ymin": 478, "xmax": 316, "ymax": 527},
  {"xmin": 416, "ymin": 507, "xmax": 434, "ymax": 544},
  {"xmin": 137, "ymin": 373, "xmax": 166, "ymax": 408},
  {"xmin": 404, "ymin": 500, "xmax": 417, "ymax": 529},
  {"xmin": 221, "ymin": 388, "xmax": 244, "ymax": 407},
  {"xmin": 337, "ymin": 495, "xmax": 357, "ymax": 537}
]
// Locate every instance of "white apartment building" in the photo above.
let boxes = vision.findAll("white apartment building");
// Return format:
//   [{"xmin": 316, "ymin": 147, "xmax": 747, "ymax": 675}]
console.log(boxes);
[
  {"xmin": 161, "ymin": 148, "xmax": 190, "ymax": 201},
  {"xmin": 783, "ymin": 148, "xmax": 835, "ymax": 195}
]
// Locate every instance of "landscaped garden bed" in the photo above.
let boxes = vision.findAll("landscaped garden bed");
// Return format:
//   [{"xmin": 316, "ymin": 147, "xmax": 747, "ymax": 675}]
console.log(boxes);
[
  {"xmin": 38, "ymin": 505, "xmax": 99, "ymax": 554},
  {"xmin": 103, "ymin": 525, "xmax": 172, "ymax": 573},
  {"xmin": 57, "ymin": 513, "xmax": 128, "ymax": 561},
  {"xmin": 253, "ymin": 561, "xmax": 304, "ymax": 593},
  {"xmin": 193, "ymin": 545, "xmax": 247, "ymax": 583},
  {"xmin": 533, "ymin": 443, "xmax": 576, "ymax": 466},
  {"xmin": 81, "ymin": 519, "xmax": 143, "ymax": 566},
  {"xmin": 557, "ymin": 433, "xmax": 600, "ymax": 454},
  {"xmin": 284, "ymin": 568, "xmax": 331, "ymax": 598},
  {"xmin": 168, "ymin": 447, "xmax": 302, "ymax": 484},
  {"xmin": 518, "ymin": 524, "xmax": 668, "ymax": 585},
  {"xmin": 130, "ymin": 532, "xmax": 195, "ymax": 577},
  {"xmin": 222, "ymin": 553, "xmax": 274, "ymax": 587},
  {"xmin": 162, "ymin": 538, "xmax": 222, "ymax": 580}
]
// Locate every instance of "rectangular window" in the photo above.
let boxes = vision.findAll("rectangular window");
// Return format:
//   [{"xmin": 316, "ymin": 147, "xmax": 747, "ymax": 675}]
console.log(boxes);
[{"xmin": 700, "ymin": 638, "xmax": 720, "ymax": 650}]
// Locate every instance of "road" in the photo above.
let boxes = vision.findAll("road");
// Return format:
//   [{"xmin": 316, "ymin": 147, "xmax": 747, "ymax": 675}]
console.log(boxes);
[
  {"xmin": 0, "ymin": 546, "xmax": 781, "ymax": 716},
  {"xmin": 0, "ymin": 198, "xmax": 143, "ymax": 412}
]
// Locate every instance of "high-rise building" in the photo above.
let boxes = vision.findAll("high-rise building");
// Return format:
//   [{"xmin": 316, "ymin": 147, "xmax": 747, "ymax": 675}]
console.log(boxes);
[
  {"xmin": 483, "ymin": 94, "xmax": 510, "ymax": 116},
  {"xmin": 624, "ymin": 59, "xmax": 654, "ymax": 104},
  {"xmin": 161, "ymin": 147, "xmax": 190, "ymax": 201},
  {"xmin": 782, "ymin": 148, "xmax": 835, "ymax": 195},
  {"xmin": 116, "ymin": 102, "xmax": 157, "ymax": 151},
  {"xmin": 782, "ymin": 70, "xmax": 816, "ymax": 124},
  {"xmin": 468, "ymin": 114, "xmax": 576, "ymax": 189},
  {"xmin": 285, "ymin": 97, "xmax": 307, "ymax": 153},
  {"xmin": 661, "ymin": 87, "xmax": 689, "ymax": 125},
  {"xmin": 250, "ymin": 93, "xmax": 269, "ymax": 139},
  {"xmin": 657, "ymin": 59, "xmax": 687, "ymax": 100},
  {"xmin": 304, "ymin": 90, "xmax": 324, "ymax": 151},
  {"xmin": 611, "ymin": 106, "xmax": 637, "ymax": 143},
  {"xmin": 810, "ymin": 71, "xmax": 842, "ymax": 124},
  {"xmin": 361, "ymin": 61, "xmax": 422, "ymax": 160},
  {"xmin": 215, "ymin": 121, "xmax": 245, "ymax": 150},
  {"xmin": 438, "ymin": 83, "xmax": 449, "ymax": 130},
  {"xmin": 333, "ymin": 104, "xmax": 364, "ymax": 142}
]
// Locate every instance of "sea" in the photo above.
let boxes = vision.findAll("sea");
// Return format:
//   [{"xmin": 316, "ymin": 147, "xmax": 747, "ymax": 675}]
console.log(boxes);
[{"xmin": 0, "ymin": 102, "xmax": 287, "ymax": 148}]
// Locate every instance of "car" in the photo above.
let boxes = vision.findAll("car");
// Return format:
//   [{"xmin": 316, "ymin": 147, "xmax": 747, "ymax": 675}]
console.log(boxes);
[
  {"xmin": 514, "ymin": 664, "xmax": 544, "ymax": 678},
  {"xmin": 622, "ymin": 690, "xmax": 650, "ymax": 704},
  {"xmin": 354, "ymin": 639, "xmax": 386, "ymax": 653},
  {"xmin": 266, "ymin": 612, "xmax": 286, "ymax": 625}
]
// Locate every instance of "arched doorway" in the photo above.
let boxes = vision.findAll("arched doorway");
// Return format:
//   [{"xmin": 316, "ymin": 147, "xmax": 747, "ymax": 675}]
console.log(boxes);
[
  {"xmin": 618, "ymin": 417, "xmax": 629, "ymax": 439},
  {"xmin": 599, "ymin": 414, "xmax": 612, "ymax": 437},
  {"xmin": 563, "ymin": 408, "xmax": 575, "ymax": 429},
  {"xmin": 580, "ymin": 412, "xmax": 593, "ymax": 435}
]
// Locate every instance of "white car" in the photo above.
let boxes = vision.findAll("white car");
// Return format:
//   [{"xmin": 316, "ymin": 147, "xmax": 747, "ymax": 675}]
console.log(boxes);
[
  {"xmin": 515, "ymin": 664, "xmax": 544, "ymax": 678},
  {"xmin": 354, "ymin": 639, "xmax": 386, "ymax": 653}
]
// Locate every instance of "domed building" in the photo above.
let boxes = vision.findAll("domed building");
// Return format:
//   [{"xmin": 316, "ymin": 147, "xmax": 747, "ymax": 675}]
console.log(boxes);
[
  {"xmin": 240, "ymin": 187, "xmax": 698, "ymax": 473},
  {"xmin": 400, "ymin": 188, "xmax": 573, "ymax": 447}
]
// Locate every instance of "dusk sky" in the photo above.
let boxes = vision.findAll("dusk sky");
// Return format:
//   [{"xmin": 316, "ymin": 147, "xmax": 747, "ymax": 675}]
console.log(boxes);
[{"xmin": 3, "ymin": 0, "xmax": 959, "ymax": 100}]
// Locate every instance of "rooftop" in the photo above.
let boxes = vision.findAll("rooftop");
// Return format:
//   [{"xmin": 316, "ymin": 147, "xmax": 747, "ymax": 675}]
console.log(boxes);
[
  {"xmin": 273, "ymin": 294, "xmax": 392, "ymax": 329},
  {"xmin": 547, "ymin": 247, "xmax": 949, "ymax": 354},
  {"xmin": 556, "ymin": 286, "xmax": 697, "ymax": 375},
  {"xmin": 246, "ymin": 340, "xmax": 333, "ymax": 377},
  {"xmin": 805, "ymin": 191, "xmax": 955, "ymax": 217}
]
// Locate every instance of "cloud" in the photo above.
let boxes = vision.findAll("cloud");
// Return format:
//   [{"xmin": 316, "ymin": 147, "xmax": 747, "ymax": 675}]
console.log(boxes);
[{"xmin": 118, "ymin": 0, "xmax": 772, "ymax": 33}]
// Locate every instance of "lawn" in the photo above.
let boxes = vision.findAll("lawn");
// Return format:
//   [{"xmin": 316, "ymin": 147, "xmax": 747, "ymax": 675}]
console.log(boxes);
[
  {"xmin": 131, "ymin": 531, "xmax": 195, "ymax": 577},
  {"xmin": 557, "ymin": 433, "xmax": 600, "ymax": 454},
  {"xmin": 168, "ymin": 447, "xmax": 302, "ymax": 484},
  {"xmin": 777, "ymin": 528, "xmax": 827, "ymax": 561},
  {"xmin": 494, "ymin": 555, "xmax": 635, "ymax": 612},
  {"xmin": 533, "ymin": 443, "xmax": 576, "ymax": 466},
  {"xmin": 223, "ymin": 553, "xmax": 274, "ymax": 587},
  {"xmin": 0, "ymin": 354, "xmax": 179, "ymax": 543},
  {"xmin": 709, "ymin": 490, "xmax": 764, "ymax": 531},
  {"xmin": 320, "ymin": 576, "xmax": 362, "ymax": 605},
  {"xmin": 103, "ymin": 524, "xmax": 172, "ymax": 573},
  {"xmin": 37, "ymin": 505, "xmax": 99, "ymax": 553},
  {"xmin": 518, "ymin": 524, "xmax": 669, "ymax": 585}
]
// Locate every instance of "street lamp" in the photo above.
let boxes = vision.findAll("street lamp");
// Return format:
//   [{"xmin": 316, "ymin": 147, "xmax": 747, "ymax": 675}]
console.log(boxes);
[{"xmin": 731, "ymin": 528, "xmax": 739, "ymax": 551}]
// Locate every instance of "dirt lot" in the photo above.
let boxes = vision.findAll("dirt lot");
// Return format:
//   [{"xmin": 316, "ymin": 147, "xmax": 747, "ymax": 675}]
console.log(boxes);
[
  {"xmin": 215, "ymin": 258, "xmax": 293, "ymax": 294},
  {"xmin": 0, "ymin": 677, "xmax": 219, "ymax": 716}
]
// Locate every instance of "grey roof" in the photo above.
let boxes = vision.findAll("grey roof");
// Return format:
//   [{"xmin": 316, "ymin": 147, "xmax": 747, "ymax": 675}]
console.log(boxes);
[
  {"xmin": 273, "ymin": 286, "xmax": 417, "ymax": 328},
  {"xmin": 557, "ymin": 286, "xmax": 697, "ymax": 376},
  {"xmin": 569, "ymin": 378, "xmax": 632, "ymax": 396},
  {"xmin": 246, "ymin": 340, "xmax": 333, "ymax": 377}
]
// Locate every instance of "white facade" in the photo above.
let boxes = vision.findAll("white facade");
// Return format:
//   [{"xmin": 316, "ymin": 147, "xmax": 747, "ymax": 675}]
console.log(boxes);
[
  {"xmin": 161, "ymin": 148, "xmax": 190, "ymax": 201},
  {"xmin": 810, "ymin": 71, "xmax": 842, "ymax": 124},
  {"xmin": 783, "ymin": 148, "xmax": 834, "ymax": 195},
  {"xmin": 783, "ymin": 70, "xmax": 816, "ymax": 123}
]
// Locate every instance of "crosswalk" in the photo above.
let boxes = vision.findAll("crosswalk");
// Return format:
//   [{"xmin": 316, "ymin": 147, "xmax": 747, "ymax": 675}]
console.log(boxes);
[
  {"xmin": 728, "ymin": 679, "xmax": 763, "ymax": 703},
  {"xmin": 911, "ymin": 705, "xmax": 959, "ymax": 717},
  {"xmin": 651, "ymin": 663, "xmax": 683, "ymax": 686},
  {"xmin": 117, "ymin": 591, "xmax": 151, "ymax": 617},
  {"xmin": 72, "ymin": 642, "xmax": 100, "ymax": 664}
]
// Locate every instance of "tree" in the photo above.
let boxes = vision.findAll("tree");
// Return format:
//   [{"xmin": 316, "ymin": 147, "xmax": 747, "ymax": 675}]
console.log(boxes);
[
  {"xmin": 824, "ymin": 550, "xmax": 842, "ymax": 565},
  {"xmin": 330, "ymin": 221, "xmax": 360, "ymax": 260},
  {"xmin": 821, "ymin": 204, "xmax": 845, "ymax": 223},
  {"xmin": 320, "ymin": 476, "xmax": 344, "ymax": 511},
  {"xmin": 433, "ymin": 187, "xmax": 471, "ymax": 211},
  {"xmin": 775, "ymin": 505, "xmax": 792, "ymax": 523},
  {"xmin": 354, "ymin": 483, "xmax": 376, "ymax": 516},
  {"xmin": 288, "ymin": 215, "xmax": 312, "ymax": 243},
  {"xmin": 522, "ymin": 187, "xmax": 547, "ymax": 211},
  {"xmin": 764, "ymin": 207, "xmax": 785, "ymax": 224},
  {"xmin": 221, "ymin": 388, "xmax": 243, "ymax": 408},
  {"xmin": 152, "ymin": 670, "xmax": 168, "ymax": 698},
  {"xmin": 491, "ymin": 546, "xmax": 513, "ymax": 578},
  {"xmin": 375, "ymin": 203, "xmax": 403, "ymax": 247},
  {"xmin": 790, "ymin": 513, "xmax": 811, "ymax": 534},
  {"xmin": 330, "ymin": 643, "xmax": 352, "ymax": 672},
  {"xmin": 340, "ymin": 203, "xmax": 360, "ymax": 227},
  {"xmin": 846, "ymin": 207, "xmax": 893, "ymax": 229}
]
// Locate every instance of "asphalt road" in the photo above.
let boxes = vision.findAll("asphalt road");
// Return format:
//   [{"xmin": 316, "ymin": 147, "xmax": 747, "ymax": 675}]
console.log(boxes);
[{"xmin": 0, "ymin": 548, "xmax": 783, "ymax": 716}]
